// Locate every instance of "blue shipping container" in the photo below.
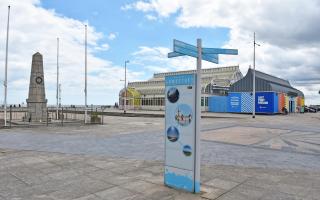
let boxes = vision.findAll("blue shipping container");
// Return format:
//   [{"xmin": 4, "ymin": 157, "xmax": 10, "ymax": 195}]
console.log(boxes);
[
  {"xmin": 241, "ymin": 92, "xmax": 253, "ymax": 113},
  {"xmin": 208, "ymin": 96, "xmax": 227, "ymax": 112},
  {"xmin": 273, "ymin": 93, "xmax": 279, "ymax": 113},
  {"xmin": 255, "ymin": 92, "xmax": 275, "ymax": 113},
  {"xmin": 227, "ymin": 93, "xmax": 241, "ymax": 112}
]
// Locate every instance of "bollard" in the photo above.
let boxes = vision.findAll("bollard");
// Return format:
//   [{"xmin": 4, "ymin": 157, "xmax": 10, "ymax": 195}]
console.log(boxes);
[
  {"xmin": 61, "ymin": 107, "xmax": 64, "ymax": 126},
  {"xmin": 46, "ymin": 108, "xmax": 48, "ymax": 126},
  {"xmin": 9, "ymin": 106, "xmax": 12, "ymax": 128}
]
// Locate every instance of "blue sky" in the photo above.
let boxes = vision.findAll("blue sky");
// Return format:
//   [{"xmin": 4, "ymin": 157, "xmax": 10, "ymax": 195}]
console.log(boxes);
[
  {"xmin": 41, "ymin": 0, "xmax": 230, "ymax": 79},
  {"xmin": 0, "ymin": 0, "xmax": 319, "ymax": 105}
]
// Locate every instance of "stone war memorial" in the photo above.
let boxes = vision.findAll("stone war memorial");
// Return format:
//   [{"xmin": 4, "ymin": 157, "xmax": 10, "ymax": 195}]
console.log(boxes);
[{"xmin": 26, "ymin": 52, "xmax": 47, "ymax": 122}]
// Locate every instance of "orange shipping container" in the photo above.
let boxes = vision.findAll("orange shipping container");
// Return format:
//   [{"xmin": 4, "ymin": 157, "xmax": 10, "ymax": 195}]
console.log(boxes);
[
  {"xmin": 278, "ymin": 93, "xmax": 285, "ymax": 113},
  {"xmin": 297, "ymin": 96, "xmax": 301, "ymax": 107}
]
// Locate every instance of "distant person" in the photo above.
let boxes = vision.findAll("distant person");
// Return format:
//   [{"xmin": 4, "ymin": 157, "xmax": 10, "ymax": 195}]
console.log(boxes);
[{"xmin": 282, "ymin": 107, "xmax": 288, "ymax": 115}]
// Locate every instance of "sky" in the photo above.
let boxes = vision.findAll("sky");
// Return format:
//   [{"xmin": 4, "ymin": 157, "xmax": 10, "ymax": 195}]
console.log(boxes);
[{"xmin": 0, "ymin": 0, "xmax": 319, "ymax": 106}]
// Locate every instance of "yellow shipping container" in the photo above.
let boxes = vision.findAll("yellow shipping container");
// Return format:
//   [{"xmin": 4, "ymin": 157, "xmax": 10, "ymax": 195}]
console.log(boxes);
[{"xmin": 285, "ymin": 95, "xmax": 289, "ymax": 110}]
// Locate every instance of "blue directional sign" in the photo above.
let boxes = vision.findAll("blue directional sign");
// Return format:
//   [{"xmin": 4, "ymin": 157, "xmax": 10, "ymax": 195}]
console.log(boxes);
[
  {"xmin": 174, "ymin": 39, "xmax": 197, "ymax": 53},
  {"xmin": 168, "ymin": 50, "xmax": 218, "ymax": 63},
  {"xmin": 173, "ymin": 45, "xmax": 219, "ymax": 63},
  {"xmin": 168, "ymin": 39, "xmax": 238, "ymax": 64},
  {"xmin": 202, "ymin": 48, "xmax": 238, "ymax": 55},
  {"xmin": 168, "ymin": 52, "xmax": 183, "ymax": 58},
  {"xmin": 171, "ymin": 40, "xmax": 218, "ymax": 63}
]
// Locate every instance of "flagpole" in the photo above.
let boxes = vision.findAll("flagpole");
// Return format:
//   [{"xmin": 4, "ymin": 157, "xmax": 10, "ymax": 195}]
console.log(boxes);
[
  {"xmin": 4, "ymin": 5, "xmax": 11, "ymax": 127},
  {"xmin": 56, "ymin": 37, "xmax": 59, "ymax": 119},
  {"xmin": 84, "ymin": 25, "xmax": 88, "ymax": 123}
]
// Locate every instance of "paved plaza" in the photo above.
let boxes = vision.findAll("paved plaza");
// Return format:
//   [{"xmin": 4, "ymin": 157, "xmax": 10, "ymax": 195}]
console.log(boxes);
[{"xmin": 1, "ymin": 113, "xmax": 320, "ymax": 199}]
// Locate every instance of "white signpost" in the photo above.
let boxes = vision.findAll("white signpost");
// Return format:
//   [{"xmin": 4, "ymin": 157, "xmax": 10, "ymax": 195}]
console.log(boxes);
[{"xmin": 165, "ymin": 39, "xmax": 238, "ymax": 193}]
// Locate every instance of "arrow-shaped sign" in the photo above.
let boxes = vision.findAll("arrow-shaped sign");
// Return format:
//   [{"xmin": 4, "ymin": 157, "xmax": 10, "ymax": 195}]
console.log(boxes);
[
  {"xmin": 170, "ymin": 39, "xmax": 219, "ymax": 63},
  {"xmin": 174, "ymin": 39, "xmax": 237, "ymax": 56},
  {"xmin": 173, "ymin": 46, "xmax": 219, "ymax": 63},
  {"xmin": 202, "ymin": 48, "xmax": 238, "ymax": 55},
  {"xmin": 167, "ymin": 39, "xmax": 238, "ymax": 64}
]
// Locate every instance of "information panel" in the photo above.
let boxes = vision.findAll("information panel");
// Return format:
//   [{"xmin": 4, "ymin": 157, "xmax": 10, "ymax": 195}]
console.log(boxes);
[
  {"xmin": 227, "ymin": 93, "xmax": 241, "ymax": 112},
  {"xmin": 164, "ymin": 74, "xmax": 197, "ymax": 192}
]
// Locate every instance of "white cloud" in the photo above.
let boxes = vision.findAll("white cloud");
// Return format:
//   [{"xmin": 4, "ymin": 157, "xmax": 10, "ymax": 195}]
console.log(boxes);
[
  {"xmin": 94, "ymin": 43, "xmax": 110, "ymax": 51},
  {"xmin": 131, "ymin": 46, "xmax": 230, "ymax": 75},
  {"xmin": 0, "ymin": 0, "xmax": 140, "ymax": 105},
  {"xmin": 120, "ymin": 4, "xmax": 133, "ymax": 11},
  {"xmin": 107, "ymin": 33, "xmax": 116, "ymax": 40},
  {"xmin": 122, "ymin": 0, "xmax": 181, "ymax": 18},
  {"xmin": 146, "ymin": 14, "xmax": 157, "ymax": 21},
  {"xmin": 125, "ymin": 0, "xmax": 320, "ymax": 105}
]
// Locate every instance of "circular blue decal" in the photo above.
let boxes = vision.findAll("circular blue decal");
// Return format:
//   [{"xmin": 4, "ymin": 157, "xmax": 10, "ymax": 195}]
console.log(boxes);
[
  {"xmin": 167, "ymin": 126, "xmax": 179, "ymax": 142},
  {"xmin": 183, "ymin": 145, "xmax": 192, "ymax": 156},
  {"xmin": 175, "ymin": 104, "xmax": 192, "ymax": 126},
  {"xmin": 167, "ymin": 87, "xmax": 179, "ymax": 103}
]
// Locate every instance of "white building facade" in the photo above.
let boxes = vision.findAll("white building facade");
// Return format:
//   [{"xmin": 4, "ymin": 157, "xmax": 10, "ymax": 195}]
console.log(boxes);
[{"xmin": 119, "ymin": 66, "xmax": 243, "ymax": 111}]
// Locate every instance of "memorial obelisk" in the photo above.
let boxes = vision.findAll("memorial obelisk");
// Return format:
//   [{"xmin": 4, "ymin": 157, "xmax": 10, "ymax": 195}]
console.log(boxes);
[{"xmin": 26, "ymin": 52, "xmax": 47, "ymax": 122}]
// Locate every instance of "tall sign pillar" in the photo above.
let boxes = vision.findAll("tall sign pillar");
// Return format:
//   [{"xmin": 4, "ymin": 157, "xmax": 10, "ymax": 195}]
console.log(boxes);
[
  {"xmin": 165, "ymin": 73, "xmax": 197, "ymax": 192},
  {"xmin": 26, "ymin": 52, "xmax": 47, "ymax": 122},
  {"xmin": 166, "ymin": 39, "xmax": 238, "ymax": 193}
]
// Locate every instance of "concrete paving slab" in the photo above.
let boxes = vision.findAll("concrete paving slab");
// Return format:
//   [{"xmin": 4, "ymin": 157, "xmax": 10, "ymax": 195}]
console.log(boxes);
[
  {"xmin": 202, "ymin": 126, "xmax": 288, "ymax": 145},
  {"xmin": 73, "ymin": 194, "xmax": 102, "ymax": 200},
  {"xmin": 121, "ymin": 179, "xmax": 159, "ymax": 194},
  {"xmin": 95, "ymin": 186, "xmax": 138, "ymax": 200},
  {"xmin": 204, "ymin": 178, "xmax": 240, "ymax": 191},
  {"xmin": 200, "ymin": 187, "xmax": 226, "ymax": 199},
  {"xmin": 0, "ymin": 148, "xmax": 319, "ymax": 199}
]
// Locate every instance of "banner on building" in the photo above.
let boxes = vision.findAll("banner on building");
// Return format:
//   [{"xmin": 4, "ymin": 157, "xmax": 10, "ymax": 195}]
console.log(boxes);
[
  {"xmin": 227, "ymin": 93, "xmax": 241, "ymax": 112},
  {"xmin": 255, "ymin": 92, "xmax": 274, "ymax": 113}
]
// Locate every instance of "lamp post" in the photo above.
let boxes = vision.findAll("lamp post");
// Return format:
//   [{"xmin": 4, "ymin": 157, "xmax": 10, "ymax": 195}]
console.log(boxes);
[
  {"xmin": 3, "ymin": 5, "xmax": 10, "ymax": 127},
  {"xmin": 84, "ymin": 25, "xmax": 88, "ymax": 123},
  {"xmin": 252, "ymin": 32, "xmax": 260, "ymax": 119},
  {"xmin": 56, "ymin": 37, "xmax": 59, "ymax": 120},
  {"xmin": 124, "ymin": 60, "xmax": 129, "ymax": 114}
]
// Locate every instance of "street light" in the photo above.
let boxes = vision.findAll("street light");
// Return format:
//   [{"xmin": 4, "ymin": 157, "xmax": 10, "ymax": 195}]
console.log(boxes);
[
  {"xmin": 124, "ymin": 60, "xmax": 129, "ymax": 114},
  {"xmin": 56, "ymin": 37, "xmax": 59, "ymax": 120},
  {"xmin": 3, "ymin": 5, "xmax": 10, "ymax": 127},
  {"xmin": 252, "ymin": 32, "xmax": 260, "ymax": 119},
  {"xmin": 84, "ymin": 24, "xmax": 88, "ymax": 123}
]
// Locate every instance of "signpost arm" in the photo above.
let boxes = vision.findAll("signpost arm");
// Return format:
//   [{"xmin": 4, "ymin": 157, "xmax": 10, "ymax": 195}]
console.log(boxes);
[{"xmin": 194, "ymin": 39, "xmax": 201, "ymax": 193}]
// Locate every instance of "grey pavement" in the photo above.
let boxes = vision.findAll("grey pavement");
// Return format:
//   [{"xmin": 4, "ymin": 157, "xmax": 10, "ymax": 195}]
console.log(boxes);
[
  {"xmin": 0, "ymin": 129, "xmax": 320, "ymax": 171},
  {"xmin": 1, "ymin": 148, "xmax": 320, "ymax": 200},
  {"xmin": 0, "ymin": 113, "xmax": 320, "ymax": 199},
  {"xmin": 0, "ymin": 114, "xmax": 320, "ymax": 171}
]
